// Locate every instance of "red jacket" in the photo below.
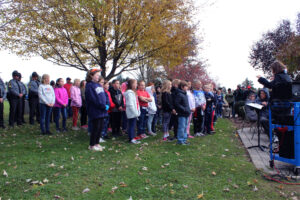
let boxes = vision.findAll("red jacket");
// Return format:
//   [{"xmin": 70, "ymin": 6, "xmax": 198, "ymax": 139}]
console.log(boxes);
[
  {"xmin": 63, "ymin": 83, "xmax": 72, "ymax": 98},
  {"xmin": 105, "ymin": 90, "xmax": 115, "ymax": 113}
]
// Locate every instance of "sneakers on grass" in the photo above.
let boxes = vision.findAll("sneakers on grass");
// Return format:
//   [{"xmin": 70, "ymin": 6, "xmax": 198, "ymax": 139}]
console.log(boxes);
[
  {"xmin": 99, "ymin": 137, "xmax": 106, "ymax": 143},
  {"xmin": 148, "ymin": 132, "xmax": 157, "ymax": 136},
  {"xmin": 130, "ymin": 139, "xmax": 141, "ymax": 144},
  {"xmin": 140, "ymin": 134, "xmax": 149, "ymax": 139},
  {"xmin": 72, "ymin": 126, "xmax": 80, "ymax": 131}
]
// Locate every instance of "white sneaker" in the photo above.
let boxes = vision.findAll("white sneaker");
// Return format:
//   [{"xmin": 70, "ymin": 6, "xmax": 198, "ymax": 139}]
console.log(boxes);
[
  {"xmin": 130, "ymin": 139, "xmax": 141, "ymax": 144},
  {"xmin": 273, "ymin": 135, "xmax": 279, "ymax": 143},
  {"xmin": 195, "ymin": 133, "xmax": 201, "ymax": 137},
  {"xmin": 99, "ymin": 137, "xmax": 106, "ymax": 143},
  {"xmin": 94, "ymin": 144, "xmax": 105, "ymax": 151},
  {"xmin": 72, "ymin": 126, "xmax": 80, "ymax": 131},
  {"xmin": 89, "ymin": 146, "xmax": 100, "ymax": 151}
]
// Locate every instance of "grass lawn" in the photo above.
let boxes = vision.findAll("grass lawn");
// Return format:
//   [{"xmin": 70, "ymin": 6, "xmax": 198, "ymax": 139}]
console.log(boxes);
[{"xmin": 0, "ymin": 102, "xmax": 297, "ymax": 199}]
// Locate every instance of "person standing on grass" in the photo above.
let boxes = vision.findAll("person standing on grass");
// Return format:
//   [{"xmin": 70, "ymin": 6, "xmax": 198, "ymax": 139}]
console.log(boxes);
[
  {"xmin": 161, "ymin": 80, "xmax": 174, "ymax": 141},
  {"xmin": 0, "ymin": 73, "xmax": 6, "ymax": 129},
  {"xmin": 109, "ymin": 80, "xmax": 124, "ymax": 137},
  {"xmin": 146, "ymin": 85, "xmax": 157, "ymax": 136},
  {"xmin": 154, "ymin": 85, "xmax": 162, "ymax": 127},
  {"xmin": 216, "ymin": 89, "xmax": 224, "ymax": 118},
  {"xmin": 17, "ymin": 73, "xmax": 27, "ymax": 124},
  {"xmin": 8, "ymin": 70, "xmax": 23, "ymax": 127},
  {"xmin": 49, "ymin": 80, "xmax": 56, "ymax": 123},
  {"xmin": 193, "ymin": 80, "xmax": 206, "ymax": 137},
  {"xmin": 80, "ymin": 80, "xmax": 88, "ymax": 129},
  {"xmin": 203, "ymin": 84, "xmax": 215, "ymax": 135},
  {"xmin": 124, "ymin": 79, "xmax": 141, "ymax": 144},
  {"xmin": 136, "ymin": 80, "xmax": 152, "ymax": 139},
  {"xmin": 174, "ymin": 81, "xmax": 191, "ymax": 145},
  {"xmin": 186, "ymin": 81, "xmax": 196, "ymax": 139},
  {"xmin": 70, "ymin": 79, "xmax": 82, "ymax": 131},
  {"xmin": 85, "ymin": 69, "xmax": 108, "ymax": 151},
  {"xmin": 101, "ymin": 80, "xmax": 115, "ymax": 140},
  {"xmin": 28, "ymin": 72, "xmax": 40, "ymax": 125},
  {"xmin": 38, "ymin": 74, "xmax": 55, "ymax": 135},
  {"xmin": 168, "ymin": 79, "xmax": 181, "ymax": 141},
  {"xmin": 225, "ymin": 88, "xmax": 235, "ymax": 118},
  {"xmin": 53, "ymin": 78, "xmax": 68, "ymax": 133},
  {"xmin": 121, "ymin": 81, "xmax": 128, "ymax": 134},
  {"xmin": 64, "ymin": 77, "xmax": 73, "ymax": 118}
]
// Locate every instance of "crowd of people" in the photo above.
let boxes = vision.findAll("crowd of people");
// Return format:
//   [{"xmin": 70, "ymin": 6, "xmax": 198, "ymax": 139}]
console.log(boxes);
[{"xmin": 0, "ymin": 60, "xmax": 292, "ymax": 151}]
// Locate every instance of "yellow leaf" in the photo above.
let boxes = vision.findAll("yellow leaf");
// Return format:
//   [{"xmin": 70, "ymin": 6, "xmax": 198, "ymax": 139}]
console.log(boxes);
[{"xmin": 197, "ymin": 192, "xmax": 204, "ymax": 199}]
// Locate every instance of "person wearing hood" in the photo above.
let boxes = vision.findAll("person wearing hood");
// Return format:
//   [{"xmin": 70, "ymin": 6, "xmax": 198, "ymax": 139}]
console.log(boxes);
[
  {"xmin": 174, "ymin": 81, "xmax": 191, "ymax": 145},
  {"xmin": 245, "ymin": 93, "xmax": 258, "ymax": 122},
  {"xmin": 0, "ymin": 73, "xmax": 6, "ymax": 129},
  {"xmin": 256, "ymin": 88, "xmax": 270, "ymax": 137},
  {"xmin": 146, "ymin": 85, "xmax": 157, "ymax": 136}
]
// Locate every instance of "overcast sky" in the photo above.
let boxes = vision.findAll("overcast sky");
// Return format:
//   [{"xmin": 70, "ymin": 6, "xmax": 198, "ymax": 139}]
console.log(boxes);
[{"xmin": 0, "ymin": 0, "xmax": 299, "ymax": 89}]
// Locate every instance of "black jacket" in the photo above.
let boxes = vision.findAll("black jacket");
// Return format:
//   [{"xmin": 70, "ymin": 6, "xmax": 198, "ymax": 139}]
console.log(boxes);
[
  {"xmin": 162, "ymin": 92, "xmax": 173, "ymax": 112},
  {"xmin": 258, "ymin": 72, "xmax": 292, "ymax": 100},
  {"xmin": 234, "ymin": 89, "xmax": 245, "ymax": 102},
  {"xmin": 174, "ymin": 89, "xmax": 190, "ymax": 117},
  {"xmin": 108, "ymin": 87, "xmax": 124, "ymax": 111}
]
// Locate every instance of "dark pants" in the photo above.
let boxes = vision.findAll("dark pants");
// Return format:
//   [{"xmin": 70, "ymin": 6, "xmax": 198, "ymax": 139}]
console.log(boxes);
[
  {"xmin": 127, "ymin": 118, "xmax": 137, "ymax": 141},
  {"xmin": 40, "ymin": 103, "xmax": 52, "ymax": 133},
  {"xmin": 0, "ymin": 101, "xmax": 4, "ymax": 127},
  {"xmin": 90, "ymin": 118, "xmax": 104, "ymax": 146},
  {"xmin": 216, "ymin": 103, "xmax": 223, "ymax": 117},
  {"xmin": 101, "ymin": 116, "xmax": 110, "ymax": 136},
  {"xmin": 260, "ymin": 116, "xmax": 269, "ymax": 138},
  {"xmin": 235, "ymin": 101, "xmax": 245, "ymax": 119},
  {"xmin": 67, "ymin": 99, "xmax": 73, "ymax": 118},
  {"xmin": 121, "ymin": 111, "xmax": 127, "ymax": 131},
  {"xmin": 137, "ymin": 108, "xmax": 148, "ymax": 135},
  {"xmin": 229, "ymin": 102, "xmax": 235, "ymax": 117},
  {"xmin": 193, "ymin": 107, "xmax": 205, "ymax": 134},
  {"xmin": 21, "ymin": 96, "xmax": 26, "ymax": 123},
  {"xmin": 169, "ymin": 114, "xmax": 178, "ymax": 137},
  {"xmin": 204, "ymin": 109, "xmax": 212, "ymax": 134},
  {"xmin": 152, "ymin": 112, "xmax": 157, "ymax": 133},
  {"xmin": 9, "ymin": 98, "xmax": 22, "ymax": 126},
  {"xmin": 29, "ymin": 97, "xmax": 40, "ymax": 124},
  {"xmin": 53, "ymin": 107, "xmax": 67, "ymax": 130},
  {"xmin": 111, "ymin": 112, "xmax": 122, "ymax": 135},
  {"xmin": 80, "ymin": 105, "xmax": 87, "ymax": 126}
]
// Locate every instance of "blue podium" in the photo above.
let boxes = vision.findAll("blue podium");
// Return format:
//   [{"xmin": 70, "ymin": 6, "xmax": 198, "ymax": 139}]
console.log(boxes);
[{"xmin": 269, "ymin": 101, "xmax": 300, "ymax": 175}]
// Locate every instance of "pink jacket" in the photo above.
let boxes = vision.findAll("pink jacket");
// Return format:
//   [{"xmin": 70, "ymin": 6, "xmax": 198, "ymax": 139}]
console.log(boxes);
[
  {"xmin": 54, "ymin": 87, "xmax": 69, "ymax": 108},
  {"xmin": 70, "ymin": 86, "xmax": 82, "ymax": 107}
]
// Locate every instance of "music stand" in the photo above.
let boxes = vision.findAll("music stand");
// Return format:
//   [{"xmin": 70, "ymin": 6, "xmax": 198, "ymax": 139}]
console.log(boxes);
[{"xmin": 246, "ymin": 103, "xmax": 268, "ymax": 151}]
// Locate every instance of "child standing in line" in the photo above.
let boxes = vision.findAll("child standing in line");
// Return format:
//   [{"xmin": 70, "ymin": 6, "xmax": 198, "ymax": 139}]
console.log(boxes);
[
  {"xmin": 161, "ymin": 80, "xmax": 174, "ymax": 140},
  {"xmin": 216, "ymin": 89, "xmax": 224, "ymax": 118},
  {"xmin": 85, "ymin": 69, "xmax": 108, "ymax": 151},
  {"xmin": 124, "ymin": 79, "xmax": 141, "ymax": 144},
  {"xmin": 204, "ymin": 84, "xmax": 215, "ymax": 135},
  {"xmin": 146, "ymin": 85, "xmax": 157, "ymax": 136},
  {"xmin": 193, "ymin": 80, "xmax": 206, "ymax": 137},
  {"xmin": 38, "ymin": 74, "xmax": 55, "ymax": 135},
  {"xmin": 174, "ymin": 81, "xmax": 191, "ymax": 145},
  {"xmin": 70, "ymin": 79, "xmax": 82, "ymax": 131},
  {"xmin": 136, "ymin": 80, "xmax": 152, "ymax": 139},
  {"xmin": 101, "ymin": 80, "xmax": 115, "ymax": 140},
  {"xmin": 53, "ymin": 78, "xmax": 68, "ymax": 133},
  {"xmin": 186, "ymin": 81, "xmax": 196, "ymax": 138}
]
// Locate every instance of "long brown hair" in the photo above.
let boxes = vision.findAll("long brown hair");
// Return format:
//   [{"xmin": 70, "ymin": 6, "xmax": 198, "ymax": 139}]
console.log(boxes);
[
  {"xmin": 127, "ymin": 79, "xmax": 137, "ymax": 92},
  {"xmin": 161, "ymin": 80, "xmax": 171, "ymax": 93},
  {"xmin": 271, "ymin": 61, "xmax": 286, "ymax": 74},
  {"xmin": 85, "ymin": 70, "xmax": 100, "ymax": 82}
]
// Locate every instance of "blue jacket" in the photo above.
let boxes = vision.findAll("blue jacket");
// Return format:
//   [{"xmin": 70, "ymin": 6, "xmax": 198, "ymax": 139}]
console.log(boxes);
[
  {"xmin": 85, "ymin": 81, "xmax": 108, "ymax": 120},
  {"xmin": 205, "ymin": 92, "xmax": 215, "ymax": 112}
]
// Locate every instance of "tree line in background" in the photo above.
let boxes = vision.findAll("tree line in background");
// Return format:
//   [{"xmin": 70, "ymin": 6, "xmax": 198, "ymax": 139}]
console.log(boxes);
[
  {"xmin": 250, "ymin": 13, "xmax": 300, "ymax": 81},
  {"xmin": 0, "ymin": 0, "xmax": 215, "ymax": 86}
]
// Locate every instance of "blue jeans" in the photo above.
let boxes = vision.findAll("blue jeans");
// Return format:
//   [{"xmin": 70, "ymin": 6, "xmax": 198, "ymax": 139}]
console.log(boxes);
[
  {"xmin": 177, "ymin": 116, "xmax": 188, "ymax": 144},
  {"xmin": 53, "ymin": 107, "xmax": 67, "ymax": 130},
  {"xmin": 137, "ymin": 108, "xmax": 148, "ymax": 135},
  {"xmin": 204, "ymin": 109, "xmax": 212, "ymax": 133},
  {"xmin": 40, "ymin": 103, "xmax": 52, "ymax": 133},
  {"xmin": 127, "ymin": 118, "xmax": 137, "ymax": 141},
  {"xmin": 216, "ymin": 103, "xmax": 223, "ymax": 117},
  {"xmin": 163, "ymin": 112, "xmax": 171, "ymax": 133},
  {"xmin": 101, "ymin": 116, "xmax": 110, "ymax": 136},
  {"xmin": 147, "ymin": 114, "xmax": 155, "ymax": 134},
  {"xmin": 121, "ymin": 111, "xmax": 127, "ymax": 131}
]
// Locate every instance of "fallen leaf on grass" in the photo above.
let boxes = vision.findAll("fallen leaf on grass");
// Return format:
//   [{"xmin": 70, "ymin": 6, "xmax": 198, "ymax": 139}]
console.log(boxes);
[
  {"xmin": 82, "ymin": 188, "xmax": 90, "ymax": 193},
  {"xmin": 197, "ymin": 192, "xmax": 204, "ymax": 199},
  {"xmin": 253, "ymin": 179, "xmax": 258, "ymax": 183},
  {"xmin": 183, "ymin": 184, "xmax": 188, "ymax": 189},
  {"xmin": 247, "ymin": 181, "xmax": 252, "ymax": 186},
  {"xmin": 26, "ymin": 179, "xmax": 32, "ymax": 183},
  {"xmin": 59, "ymin": 165, "xmax": 64, "ymax": 169},
  {"xmin": 223, "ymin": 188, "xmax": 230, "ymax": 192},
  {"xmin": 54, "ymin": 195, "xmax": 63, "ymax": 199},
  {"xmin": 71, "ymin": 156, "xmax": 74, "ymax": 161},
  {"xmin": 142, "ymin": 166, "xmax": 148, "ymax": 171},
  {"xmin": 224, "ymin": 149, "xmax": 229, "ymax": 152},
  {"xmin": 49, "ymin": 163, "xmax": 56, "ymax": 167},
  {"xmin": 31, "ymin": 180, "xmax": 39, "ymax": 185},
  {"xmin": 175, "ymin": 152, "xmax": 180, "ymax": 156},
  {"xmin": 170, "ymin": 189, "xmax": 175, "ymax": 194},
  {"xmin": 43, "ymin": 178, "xmax": 49, "ymax": 183},
  {"xmin": 119, "ymin": 182, "xmax": 127, "ymax": 187},
  {"xmin": 253, "ymin": 185, "xmax": 258, "ymax": 191},
  {"xmin": 211, "ymin": 171, "xmax": 217, "ymax": 176},
  {"xmin": 276, "ymin": 185, "xmax": 284, "ymax": 190},
  {"xmin": 3, "ymin": 170, "xmax": 8, "ymax": 177},
  {"xmin": 145, "ymin": 187, "xmax": 149, "ymax": 190},
  {"xmin": 233, "ymin": 184, "xmax": 239, "ymax": 189},
  {"xmin": 34, "ymin": 191, "xmax": 40, "ymax": 197},
  {"xmin": 127, "ymin": 196, "xmax": 133, "ymax": 200}
]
